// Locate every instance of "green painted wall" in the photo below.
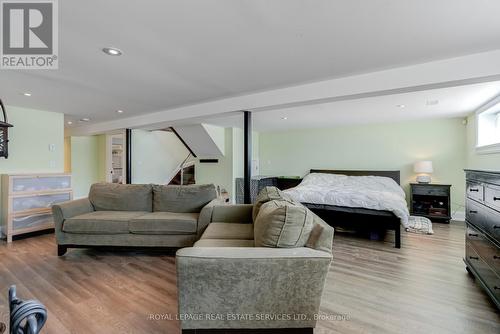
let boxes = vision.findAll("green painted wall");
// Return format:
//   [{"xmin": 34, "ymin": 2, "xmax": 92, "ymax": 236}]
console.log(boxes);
[
  {"xmin": 195, "ymin": 127, "xmax": 235, "ymax": 200},
  {"xmin": 465, "ymin": 114, "xmax": 500, "ymax": 170},
  {"xmin": 259, "ymin": 118, "xmax": 467, "ymax": 213},
  {"xmin": 0, "ymin": 106, "xmax": 64, "ymax": 173},
  {"xmin": 69, "ymin": 135, "xmax": 106, "ymax": 198},
  {"xmin": 97, "ymin": 135, "xmax": 107, "ymax": 182},
  {"xmin": 0, "ymin": 106, "xmax": 64, "ymax": 224},
  {"xmin": 195, "ymin": 128, "xmax": 260, "ymax": 202}
]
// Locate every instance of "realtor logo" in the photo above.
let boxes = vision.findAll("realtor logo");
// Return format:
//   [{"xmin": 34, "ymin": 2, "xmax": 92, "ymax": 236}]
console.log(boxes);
[{"xmin": 1, "ymin": 0, "xmax": 58, "ymax": 69}]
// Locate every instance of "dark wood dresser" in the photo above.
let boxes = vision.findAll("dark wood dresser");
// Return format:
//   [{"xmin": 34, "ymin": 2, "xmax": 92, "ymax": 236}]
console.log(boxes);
[{"xmin": 464, "ymin": 169, "xmax": 500, "ymax": 309}]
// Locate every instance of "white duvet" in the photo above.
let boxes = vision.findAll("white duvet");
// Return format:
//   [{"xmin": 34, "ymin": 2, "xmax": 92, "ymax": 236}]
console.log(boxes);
[{"xmin": 284, "ymin": 173, "xmax": 410, "ymax": 228}]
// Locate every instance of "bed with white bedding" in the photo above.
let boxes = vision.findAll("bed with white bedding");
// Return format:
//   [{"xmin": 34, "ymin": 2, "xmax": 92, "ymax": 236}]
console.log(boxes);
[{"xmin": 281, "ymin": 169, "xmax": 408, "ymax": 248}]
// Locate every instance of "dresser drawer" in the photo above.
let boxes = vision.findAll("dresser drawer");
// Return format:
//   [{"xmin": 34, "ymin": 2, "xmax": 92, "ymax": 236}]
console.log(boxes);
[
  {"xmin": 12, "ymin": 213, "xmax": 54, "ymax": 231},
  {"xmin": 466, "ymin": 244, "xmax": 500, "ymax": 302},
  {"xmin": 466, "ymin": 223, "xmax": 500, "ymax": 275},
  {"xmin": 466, "ymin": 181, "xmax": 484, "ymax": 202},
  {"xmin": 11, "ymin": 175, "xmax": 71, "ymax": 194},
  {"xmin": 466, "ymin": 199, "xmax": 485, "ymax": 230},
  {"xmin": 485, "ymin": 184, "xmax": 500, "ymax": 213},
  {"xmin": 466, "ymin": 199, "xmax": 500, "ymax": 244},
  {"xmin": 411, "ymin": 184, "xmax": 449, "ymax": 196},
  {"xmin": 11, "ymin": 192, "xmax": 71, "ymax": 213}
]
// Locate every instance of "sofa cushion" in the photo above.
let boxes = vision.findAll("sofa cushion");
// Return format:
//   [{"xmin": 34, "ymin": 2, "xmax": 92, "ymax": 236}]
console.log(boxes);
[
  {"xmin": 89, "ymin": 183, "xmax": 153, "ymax": 212},
  {"xmin": 153, "ymin": 184, "xmax": 217, "ymax": 213},
  {"xmin": 193, "ymin": 239, "xmax": 255, "ymax": 247},
  {"xmin": 254, "ymin": 200, "xmax": 313, "ymax": 248},
  {"xmin": 63, "ymin": 211, "xmax": 147, "ymax": 234},
  {"xmin": 201, "ymin": 223, "xmax": 254, "ymax": 240},
  {"xmin": 129, "ymin": 212, "xmax": 199, "ymax": 235},
  {"xmin": 252, "ymin": 186, "xmax": 293, "ymax": 221}
]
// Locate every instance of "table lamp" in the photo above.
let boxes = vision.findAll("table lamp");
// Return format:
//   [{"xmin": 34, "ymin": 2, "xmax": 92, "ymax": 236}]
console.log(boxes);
[{"xmin": 414, "ymin": 160, "xmax": 433, "ymax": 183}]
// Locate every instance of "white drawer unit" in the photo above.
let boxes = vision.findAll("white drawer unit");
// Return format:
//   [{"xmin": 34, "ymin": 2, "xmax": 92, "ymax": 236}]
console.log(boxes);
[{"xmin": 1, "ymin": 173, "xmax": 72, "ymax": 242}]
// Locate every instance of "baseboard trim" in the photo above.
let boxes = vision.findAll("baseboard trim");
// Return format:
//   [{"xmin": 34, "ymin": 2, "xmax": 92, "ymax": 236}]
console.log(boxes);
[{"xmin": 452, "ymin": 211, "xmax": 465, "ymax": 221}]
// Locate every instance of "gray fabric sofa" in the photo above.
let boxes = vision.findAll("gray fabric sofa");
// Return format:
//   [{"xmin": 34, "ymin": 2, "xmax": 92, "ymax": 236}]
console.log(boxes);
[
  {"xmin": 176, "ymin": 187, "xmax": 334, "ymax": 333},
  {"xmin": 52, "ymin": 183, "xmax": 219, "ymax": 256}
]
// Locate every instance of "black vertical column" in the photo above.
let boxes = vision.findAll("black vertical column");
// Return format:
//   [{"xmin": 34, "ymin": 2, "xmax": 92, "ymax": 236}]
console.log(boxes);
[
  {"xmin": 243, "ymin": 111, "xmax": 252, "ymax": 204},
  {"xmin": 125, "ymin": 128, "xmax": 132, "ymax": 184}
]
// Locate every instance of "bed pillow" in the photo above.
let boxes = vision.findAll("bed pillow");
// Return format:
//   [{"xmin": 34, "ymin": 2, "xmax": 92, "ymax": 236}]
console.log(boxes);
[
  {"xmin": 252, "ymin": 186, "xmax": 293, "ymax": 221},
  {"xmin": 254, "ymin": 200, "xmax": 313, "ymax": 248}
]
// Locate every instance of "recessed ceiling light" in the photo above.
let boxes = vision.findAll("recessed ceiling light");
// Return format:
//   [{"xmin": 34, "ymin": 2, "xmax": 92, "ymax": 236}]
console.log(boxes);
[
  {"xmin": 102, "ymin": 47, "xmax": 123, "ymax": 56},
  {"xmin": 397, "ymin": 104, "xmax": 406, "ymax": 108},
  {"xmin": 116, "ymin": 110, "xmax": 124, "ymax": 113},
  {"xmin": 79, "ymin": 118, "xmax": 90, "ymax": 122},
  {"xmin": 281, "ymin": 117, "xmax": 288, "ymax": 120},
  {"xmin": 67, "ymin": 121, "xmax": 73, "ymax": 125},
  {"xmin": 23, "ymin": 92, "xmax": 31, "ymax": 96}
]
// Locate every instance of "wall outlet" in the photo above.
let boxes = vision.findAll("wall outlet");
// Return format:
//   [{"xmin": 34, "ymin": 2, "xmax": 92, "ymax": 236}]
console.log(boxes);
[
  {"xmin": 49, "ymin": 144, "xmax": 56, "ymax": 152},
  {"xmin": 252, "ymin": 159, "xmax": 259, "ymax": 176},
  {"xmin": 49, "ymin": 160, "xmax": 56, "ymax": 168}
]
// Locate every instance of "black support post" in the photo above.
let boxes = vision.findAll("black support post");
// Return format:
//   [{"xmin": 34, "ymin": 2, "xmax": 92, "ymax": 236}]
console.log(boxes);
[
  {"xmin": 243, "ymin": 111, "xmax": 252, "ymax": 204},
  {"xmin": 125, "ymin": 129, "xmax": 132, "ymax": 184}
]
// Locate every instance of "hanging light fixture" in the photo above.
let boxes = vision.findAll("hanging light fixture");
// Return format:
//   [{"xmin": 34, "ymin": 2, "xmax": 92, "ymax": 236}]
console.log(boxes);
[{"xmin": 0, "ymin": 99, "xmax": 14, "ymax": 158}]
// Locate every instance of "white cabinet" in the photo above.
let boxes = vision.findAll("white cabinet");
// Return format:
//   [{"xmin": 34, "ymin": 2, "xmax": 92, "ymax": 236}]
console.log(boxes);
[{"xmin": 1, "ymin": 173, "xmax": 72, "ymax": 242}]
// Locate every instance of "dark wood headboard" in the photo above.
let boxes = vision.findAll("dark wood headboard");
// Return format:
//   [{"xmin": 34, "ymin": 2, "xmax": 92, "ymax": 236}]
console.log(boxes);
[{"xmin": 309, "ymin": 169, "xmax": 401, "ymax": 185}]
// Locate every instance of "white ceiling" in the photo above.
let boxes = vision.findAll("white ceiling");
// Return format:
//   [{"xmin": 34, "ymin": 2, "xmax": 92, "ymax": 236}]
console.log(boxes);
[
  {"xmin": 1, "ymin": 0, "xmax": 500, "ymax": 127},
  {"xmin": 199, "ymin": 81, "xmax": 500, "ymax": 131}
]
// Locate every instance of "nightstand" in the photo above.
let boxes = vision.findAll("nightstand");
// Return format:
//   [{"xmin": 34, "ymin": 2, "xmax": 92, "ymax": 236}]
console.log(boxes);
[{"xmin": 410, "ymin": 183, "xmax": 452, "ymax": 223}]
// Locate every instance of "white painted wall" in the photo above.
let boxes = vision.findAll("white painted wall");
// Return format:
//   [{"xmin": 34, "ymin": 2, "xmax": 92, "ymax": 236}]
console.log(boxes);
[
  {"xmin": 259, "ymin": 118, "xmax": 467, "ymax": 214},
  {"xmin": 131, "ymin": 130, "xmax": 189, "ymax": 184}
]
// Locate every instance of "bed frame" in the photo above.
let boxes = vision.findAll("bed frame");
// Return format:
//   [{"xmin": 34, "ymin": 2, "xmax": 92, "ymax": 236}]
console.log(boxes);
[{"xmin": 284, "ymin": 169, "xmax": 402, "ymax": 248}]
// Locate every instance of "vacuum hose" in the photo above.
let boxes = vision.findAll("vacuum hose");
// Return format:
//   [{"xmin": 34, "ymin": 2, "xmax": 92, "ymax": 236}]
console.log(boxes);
[{"xmin": 9, "ymin": 286, "xmax": 47, "ymax": 334}]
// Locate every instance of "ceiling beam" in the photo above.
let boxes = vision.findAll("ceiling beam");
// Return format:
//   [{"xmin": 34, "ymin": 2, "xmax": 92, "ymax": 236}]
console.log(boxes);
[{"xmin": 68, "ymin": 49, "xmax": 500, "ymax": 136}]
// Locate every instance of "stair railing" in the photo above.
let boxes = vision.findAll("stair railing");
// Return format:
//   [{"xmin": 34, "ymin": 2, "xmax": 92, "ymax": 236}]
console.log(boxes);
[
  {"xmin": 167, "ymin": 153, "xmax": 194, "ymax": 185},
  {"xmin": 179, "ymin": 153, "xmax": 194, "ymax": 185}
]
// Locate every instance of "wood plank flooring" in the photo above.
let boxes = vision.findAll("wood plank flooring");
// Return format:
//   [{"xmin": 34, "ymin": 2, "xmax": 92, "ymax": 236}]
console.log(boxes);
[{"xmin": 0, "ymin": 221, "xmax": 499, "ymax": 334}]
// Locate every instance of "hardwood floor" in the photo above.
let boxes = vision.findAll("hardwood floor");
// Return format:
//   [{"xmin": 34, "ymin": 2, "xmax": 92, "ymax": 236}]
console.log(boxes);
[{"xmin": 0, "ymin": 221, "xmax": 498, "ymax": 334}]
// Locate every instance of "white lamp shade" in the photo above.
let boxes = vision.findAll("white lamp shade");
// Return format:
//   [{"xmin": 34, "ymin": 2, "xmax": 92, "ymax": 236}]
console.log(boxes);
[{"xmin": 414, "ymin": 160, "xmax": 433, "ymax": 174}]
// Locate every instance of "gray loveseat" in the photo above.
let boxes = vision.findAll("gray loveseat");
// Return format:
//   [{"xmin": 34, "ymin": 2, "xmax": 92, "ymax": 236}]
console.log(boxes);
[
  {"xmin": 176, "ymin": 187, "xmax": 334, "ymax": 333},
  {"xmin": 52, "ymin": 183, "xmax": 219, "ymax": 256}
]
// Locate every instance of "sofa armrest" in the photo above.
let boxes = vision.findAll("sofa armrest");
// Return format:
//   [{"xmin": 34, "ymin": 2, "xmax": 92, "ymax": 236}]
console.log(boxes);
[
  {"xmin": 209, "ymin": 204, "xmax": 254, "ymax": 224},
  {"xmin": 52, "ymin": 198, "xmax": 94, "ymax": 234},
  {"xmin": 197, "ymin": 198, "xmax": 226, "ymax": 236},
  {"xmin": 176, "ymin": 247, "xmax": 332, "ymax": 330}
]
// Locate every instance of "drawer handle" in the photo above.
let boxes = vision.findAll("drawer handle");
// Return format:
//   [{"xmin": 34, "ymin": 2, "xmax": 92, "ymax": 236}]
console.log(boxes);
[
  {"xmin": 494, "ymin": 225, "xmax": 500, "ymax": 229},
  {"xmin": 469, "ymin": 188, "xmax": 479, "ymax": 192},
  {"xmin": 469, "ymin": 210, "xmax": 478, "ymax": 214},
  {"xmin": 494, "ymin": 197, "xmax": 500, "ymax": 201},
  {"xmin": 494, "ymin": 255, "xmax": 500, "ymax": 260},
  {"xmin": 495, "ymin": 286, "xmax": 500, "ymax": 290},
  {"xmin": 469, "ymin": 256, "xmax": 479, "ymax": 260},
  {"xmin": 468, "ymin": 233, "xmax": 479, "ymax": 237}
]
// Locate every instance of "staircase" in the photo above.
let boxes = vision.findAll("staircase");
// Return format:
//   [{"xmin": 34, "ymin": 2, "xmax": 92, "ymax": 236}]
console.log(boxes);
[{"xmin": 169, "ymin": 163, "xmax": 195, "ymax": 185}]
